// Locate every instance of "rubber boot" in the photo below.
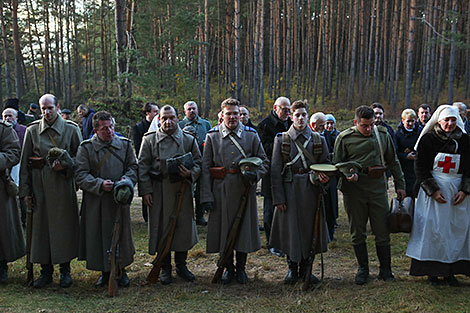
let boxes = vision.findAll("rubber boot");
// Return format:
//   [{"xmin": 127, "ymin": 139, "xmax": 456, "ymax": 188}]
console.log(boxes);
[
  {"xmin": 376, "ymin": 245, "xmax": 394, "ymax": 281},
  {"xmin": 119, "ymin": 268, "xmax": 130, "ymax": 287},
  {"xmin": 299, "ymin": 257, "xmax": 320, "ymax": 284},
  {"xmin": 59, "ymin": 262, "xmax": 72, "ymax": 288},
  {"xmin": 0, "ymin": 260, "xmax": 7, "ymax": 284},
  {"xmin": 235, "ymin": 252, "xmax": 248, "ymax": 284},
  {"xmin": 33, "ymin": 264, "xmax": 53, "ymax": 288},
  {"xmin": 175, "ymin": 251, "xmax": 195, "ymax": 282},
  {"xmin": 284, "ymin": 257, "xmax": 298, "ymax": 285},
  {"xmin": 221, "ymin": 252, "xmax": 235, "ymax": 285},
  {"xmin": 95, "ymin": 272, "xmax": 110, "ymax": 288},
  {"xmin": 353, "ymin": 243, "xmax": 369, "ymax": 285},
  {"xmin": 160, "ymin": 254, "xmax": 172, "ymax": 285}
]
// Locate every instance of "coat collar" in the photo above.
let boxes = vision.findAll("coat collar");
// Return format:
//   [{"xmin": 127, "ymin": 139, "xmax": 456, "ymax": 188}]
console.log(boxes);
[
  {"xmin": 156, "ymin": 125, "xmax": 183, "ymax": 145},
  {"xmin": 39, "ymin": 115, "xmax": 66, "ymax": 135},
  {"xmin": 287, "ymin": 124, "xmax": 312, "ymax": 141},
  {"xmin": 91, "ymin": 134, "xmax": 123, "ymax": 151},
  {"xmin": 182, "ymin": 116, "xmax": 202, "ymax": 126},
  {"xmin": 221, "ymin": 122, "xmax": 243, "ymax": 138}
]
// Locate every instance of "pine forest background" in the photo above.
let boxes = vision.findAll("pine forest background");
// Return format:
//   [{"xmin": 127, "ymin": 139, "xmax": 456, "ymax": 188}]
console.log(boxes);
[{"xmin": 1, "ymin": 0, "xmax": 470, "ymax": 121}]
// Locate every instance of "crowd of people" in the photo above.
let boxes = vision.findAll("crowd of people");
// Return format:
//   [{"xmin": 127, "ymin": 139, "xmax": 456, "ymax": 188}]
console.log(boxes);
[{"xmin": 1, "ymin": 93, "xmax": 469, "ymax": 294}]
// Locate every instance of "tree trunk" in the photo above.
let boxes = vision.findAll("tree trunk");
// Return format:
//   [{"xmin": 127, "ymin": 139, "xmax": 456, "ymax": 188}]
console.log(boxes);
[
  {"xmin": 25, "ymin": 0, "xmax": 40, "ymax": 94},
  {"xmin": 204, "ymin": 0, "xmax": 211, "ymax": 115},
  {"xmin": 447, "ymin": 0, "xmax": 457, "ymax": 104},
  {"xmin": 404, "ymin": 0, "xmax": 417, "ymax": 108},
  {"xmin": 11, "ymin": 0, "xmax": 24, "ymax": 98},
  {"xmin": 115, "ymin": 0, "xmax": 128, "ymax": 103},
  {"xmin": 234, "ymin": 0, "xmax": 241, "ymax": 100},
  {"xmin": 0, "ymin": 0, "xmax": 13, "ymax": 98},
  {"xmin": 258, "ymin": 0, "xmax": 264, "ymax": 111},
  {"xmin": 347, "ymin": 0, "xmax": 359, "ymax": 108}
]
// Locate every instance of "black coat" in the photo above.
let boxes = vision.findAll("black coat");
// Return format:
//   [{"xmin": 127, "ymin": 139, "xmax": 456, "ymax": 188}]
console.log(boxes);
[
  {"xmin": 132, "ymin": 118, "xmax": 151, "ymax": 156},
  {"xmin": 257, "ymin": 111, "xmax": 292, "ymax": 196},
  {"xmin": 395, "ymin": 122, "xmax": 421, "ymax": 196}
]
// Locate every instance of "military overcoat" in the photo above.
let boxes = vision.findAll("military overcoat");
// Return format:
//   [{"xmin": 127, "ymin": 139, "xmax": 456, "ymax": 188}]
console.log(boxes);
[
  {"xmin": 19, "ymin": 116, "xmax": 82, "ymax": 264},
  {"xmin": 138, "ymin": 126, "xmax": 201, "ymax": 255},
  {"xmin": 201, "ymin": 122, "xmax": 269, "ymax": 253},
  {"xmin": 270, "ymin": 126, "xmax": 330, "ymax": 262},
  {"xmin": 0, "ymin": 122, "xmax": 25, "ymax": 262},
  {"xmin": 75, "ymin": 135, "xmax": 137, "ymax": 271}
]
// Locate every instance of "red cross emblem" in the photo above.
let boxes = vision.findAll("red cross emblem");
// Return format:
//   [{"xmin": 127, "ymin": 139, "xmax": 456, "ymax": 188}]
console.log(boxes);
[{"xmin": 438, "ymin": 156, "xmax": 456, "ymax": 173}]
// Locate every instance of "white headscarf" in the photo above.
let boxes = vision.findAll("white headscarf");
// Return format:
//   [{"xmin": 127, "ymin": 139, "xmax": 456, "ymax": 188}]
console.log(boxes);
[{"xmin": 414, "ymin": 105, "xmax": 465, "ymax": 150}]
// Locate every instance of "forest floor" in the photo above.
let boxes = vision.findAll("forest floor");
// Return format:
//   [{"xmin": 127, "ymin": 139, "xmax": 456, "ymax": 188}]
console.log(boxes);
[{"xmin": 1, "ymin": 185, "xmax": 470, "ymax": 313}]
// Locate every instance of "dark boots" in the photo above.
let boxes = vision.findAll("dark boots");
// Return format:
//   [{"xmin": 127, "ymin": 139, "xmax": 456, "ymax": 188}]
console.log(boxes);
[
  {"xmin": 299, "ymin": 258, "xmax": 320, "ymax": 285},
  {"xmin": 59, "ymin": 262, "xmax": 72, "ymax": 288},
  {"xmin": 376, "ymin": 245, "xmax": 394, "ymax": 281},
  {"xmin": 119, "ymin": 268, "xmax": 130, "ymax": 287},
  {"xmin": 195, "ymin": 206, "xmax": 207, "ymax": 226},
  {"xmin": 95, "ymin": 272, "xmax": 110, "ymax": 288},
  {"xmin": 284, "ymin": 258, "xmax": 298, "ymax": 285},
  {"xmin": 160, "ymin": 254, "xmax": 172, "ymax": 285},
  {"xmin": 175, "ymin": 251, "xmax": 195, "ymax": 282},
  {"xmin": 0, "ymin": 260, "xmax": 7, "ymax": 284},
  {"xmin": 221, "ymin": 252, "xmax": 235, "ymax": 285},
  {"xmin": 33, "ymin": 264, "xmax": 53, "ymax": 288},
  {"xmin": 353, "ymin": 243, "xmax": 369, "ymax": 285},
  {"xmin": 235, "ymin": 252, "xmax": 248, "ymax": 284}
]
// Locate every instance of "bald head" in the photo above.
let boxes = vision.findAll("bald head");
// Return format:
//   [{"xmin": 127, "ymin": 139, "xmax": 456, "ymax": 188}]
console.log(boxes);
[
  {"xmin": 39, "ymin": 93, "xmax": 59, "ymax": 123},
  {"xmin": 39, "ymin": 94, "xmax": 58, "ymax": 107}
]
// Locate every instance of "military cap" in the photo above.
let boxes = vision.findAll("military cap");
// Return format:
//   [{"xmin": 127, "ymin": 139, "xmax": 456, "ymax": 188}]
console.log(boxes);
[{"xmin": 239, "ymin": 157, "xmax": 262, "ymax": 175}]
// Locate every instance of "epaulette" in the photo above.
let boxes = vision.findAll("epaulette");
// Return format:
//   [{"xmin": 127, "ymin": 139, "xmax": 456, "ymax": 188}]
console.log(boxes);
[
  {"xmin": 182, "ymin": 130, "xmax": 197, "ymax": 138},
  {"xmin": 118, "ymin": 136, "xmax": 131, "ymax": 142},
  {"xmin": 275, "ymin": 132, "xmax": 283, "ymax": 137},
  {"xmin": 208, "ymin": 125, "xmax": 219, "ymax": 133},
  {"xmin": 0, "ymin": 120, "xmax": 12, "ymax": 127},
  {"xmin": 79, "ymin": 138, "xmax": 93, "ymax": 146},
  {"xmin": 243, "ymin": 125, "xmax": 257, "ymax": 133},
  {"xmin": 376, "ymin": 125, "xmax": 387, "ymax": 133},
  {"xmin": 143, "ymin": 130, "xmax": 156, "ymax": 137},
  {"xmin": 65, "ymin": 119, "xmax": 79, "ymax": 127},
  {"xmin": 338, "ymin": 127, "xmax": 355, "ymax": 137},
  {"xmin": 27, "ymin": 120, "xmax": 40, "ymax": 127}
]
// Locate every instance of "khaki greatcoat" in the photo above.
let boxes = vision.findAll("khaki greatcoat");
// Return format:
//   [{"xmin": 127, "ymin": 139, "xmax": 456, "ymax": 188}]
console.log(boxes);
[
  {"xmin": 75, "ymin": 135, "xmax": 137, "ymax": 271},
  {"xmin": 270, "ymin": 126, "xmax": 330, "ymax": 263},
  {"xmin": 201, "ymin": 122, "xmax": 269, "ymax": 254},
  {"xmin": 138, "ymin": 126, "xmax": 201, "ymax": 255},
  {"xmin": 19, "ymin": 116, "xmax": 82, "ymax": 264},
  {"xmin": 0, "ymin": 122, "xmax": 25, "ymax": 262}
]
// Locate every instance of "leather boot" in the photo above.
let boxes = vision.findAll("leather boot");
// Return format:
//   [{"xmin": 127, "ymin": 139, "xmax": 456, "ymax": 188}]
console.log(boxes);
[
  {"xmin": 95, "ymin": 272, "xmax": 110, "ymax": 288},
  {"xmin": 119, "ymin": 268, "xmax": 130, "ymax": 287},
  {"xmin": 195, "ymin": 206, "xmax": 207, "ymax": 226},
  {"xmin": 59, "ymin": 262, "xmax": 72, "ymax": 288},
  {"xmin": 33, "ymin": 264, "xmax": 53, "ymax": 288},
  {"xmin": 284, "ymin": 257, "xmax": 298, "ymax": 285},
  {"xmin": 299, "ymin": 257, "xmax": 320, "ymax": 284},
  {"xmin": 353, "ymin": 243, "xmax": 369, "ymax": 285},
  {"xmin": 160, "ymin": 254, "xmax": 172, "ymax": 285},
  {"xmin": 376, "ymin": 245, "xmax": 394, "ymax": 281},
  {"xmin": 175, "ymin": 251, "xmax": 195, "ymax": 282},
  {"xmin": 221, "ymin": 252, "xmax": 235, "ymax": 285},
  {"xmin": 0, "ymin": 260, "xmax": 7, "ymax": 284},
  {"xmin": 235, "ymin": 252, "xmax": 248, "ymax": 284}
]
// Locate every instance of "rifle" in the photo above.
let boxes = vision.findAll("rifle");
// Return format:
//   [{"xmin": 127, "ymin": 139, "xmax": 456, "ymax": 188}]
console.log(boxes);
[
  {"xmin": 25, "ymin": 197, "xmax": 34, "ymax": 285},
  {"xmin": 302, "ymin": 187, "xmax": 325, "ymax": 291},
  {"xmin": 146, "ymin": 181, "xmax": 187, "ymax": 283},
  {"xmin": 108, "ymin": 203, "xmax": 123, "ymax": 297},
  {"xmin": 212, "ymin": 181, "xmax": 252, "ymax": 284}
]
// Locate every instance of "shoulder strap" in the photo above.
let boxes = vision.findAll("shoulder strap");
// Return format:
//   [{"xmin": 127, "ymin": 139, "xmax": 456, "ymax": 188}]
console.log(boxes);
[
  {"xmin": 94, "ymin": 149, "xmax": 112, "ymax": 173},
  {"xmin": 312, "ymin": 132, "xmax": 323, "ymax": 156},
  {"xmin": 373, "ymin": 126, "xmax": 386, "ymax": 166},
  {"xmin": 228, "ymin": 133, "xmax": 247, "ymax": 158},
  {"xmin": 281, "ymin": 132, "xmax": 290, "ymax": 164},
  {"xmin": 294, "ymin": 137, "xmax": 316, "ymax": 164},
  {"xmin": 47, "ymin": 129, "xmax": 58, "ymax": 148}
]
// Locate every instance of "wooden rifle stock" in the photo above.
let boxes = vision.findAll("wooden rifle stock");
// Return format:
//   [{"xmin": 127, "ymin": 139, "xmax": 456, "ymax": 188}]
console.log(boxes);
[
  {"xmin": 211, "ymin": 182, "xmax": 252, "ymax": 284},
  {"xmin": 108, "ymin": 204, "xmax": 123, "ymax": 297},
  {"xmin": 25, "ymin": 199, "xmax": 34, "ymax": 285},
  {"xmin": 147, "ymin": 182, "xmax": 187, "ymax": 283}
]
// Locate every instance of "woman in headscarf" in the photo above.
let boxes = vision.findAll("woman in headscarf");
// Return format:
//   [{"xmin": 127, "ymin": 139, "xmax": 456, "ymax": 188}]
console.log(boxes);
[{"xmin": 406, "ymin": 105, "xmax": 470, "ymax": 286}]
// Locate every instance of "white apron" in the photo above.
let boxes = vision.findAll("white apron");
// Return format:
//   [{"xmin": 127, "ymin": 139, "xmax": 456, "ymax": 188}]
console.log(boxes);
[{"xmin": 406, "ymin": 152, "xmax": 470, "ymax": 263}]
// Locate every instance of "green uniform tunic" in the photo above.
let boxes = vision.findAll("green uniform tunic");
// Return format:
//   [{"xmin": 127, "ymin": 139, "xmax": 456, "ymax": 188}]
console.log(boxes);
[{"xmin": 333, "ymin": 126, "xmax": 405, "ymax": 246}]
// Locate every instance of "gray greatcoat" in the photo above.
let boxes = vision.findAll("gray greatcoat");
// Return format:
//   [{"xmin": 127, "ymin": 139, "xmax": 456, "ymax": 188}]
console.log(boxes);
[
  {"xmin": 270, "ymin": 125, "xmax": 330, "ymax": 263},
  {"xmin": 75, "ymin": 135, "xmax": 137, "ymax": 271},
  {"xmin": 0, "ymin": 122, "xmax": 25, "ymax": 262},
  {"xmin": 201, "ymin": 122, "xmax": 269, "ymax": 253},
  {"xmin": 19, "ymin": 116, "xmax": 82, "ymax": 264},
  {"xmin": 138, "ymin": 126, "xmax": 201, "ymax": 255}
]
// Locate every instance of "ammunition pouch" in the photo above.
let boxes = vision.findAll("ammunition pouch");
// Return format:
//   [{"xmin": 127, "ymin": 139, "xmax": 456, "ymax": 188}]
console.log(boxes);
[
  {"xmin": 209, "ymin": 167, "xmax": 240, "ymax": 179},
  {"xmin": 28, "ymin": 156, "xmax": 45, "ymax": 169},
  {"xmin": 367, "ymin": 165, "xmax": 387, "ymax": 178}
]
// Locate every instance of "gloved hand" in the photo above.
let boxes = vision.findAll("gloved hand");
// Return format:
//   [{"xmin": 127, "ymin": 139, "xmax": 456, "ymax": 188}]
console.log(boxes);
[
  {"xmin": 201, "ymin": 202, "xmax": 214, "ymax": 212},
  {"xmin": 243, "ymin": 171, "xmax": 257, "ymax": 185}
]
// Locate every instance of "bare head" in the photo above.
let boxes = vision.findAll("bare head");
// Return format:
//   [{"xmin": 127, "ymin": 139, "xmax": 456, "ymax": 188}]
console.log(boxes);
[
  {"xmin": 239, "ymin": 106, "xmax": 250, "ymax": 125},
  {"xmin": 77, "ymin": 104, "xmax": 90, "ymax": 118},
  {"xmin": 290, "ymin": 100, "xmax": 309, "ymax": 130},
  {"xmin": 39, "ymin": 94, "xmax": 59, "ymax": 124},
  {"xmin": 354, "ymin": 106, "xmax": 375, "ymax": 137},
  {"xmin": 160, "ymin": 105, "xmax": 179, "ymax": 134},
  {"xmin": 93, "ymin": 111, "xmax": 115, "ymax": 142},
  {"xmin": 184, "ymin": 101, "xmax": 199, "ymax": 121},
  {"xmin": 220, "ymin": 98, "xmax": 240, "ymax": 130},
  {"xmin": 310, "ymin": 112, "xmax": 326, "ymax": 133},
  {"xmin": 273, "ymin": 97, "xmax": 291, "ymax": 121},
  {"xmin": 2, "ymin": 108, "xmax": 18, "ymax": 125},
  {"xmin": 401, "ymin": 109, "xmax": 417, "ymax": 130}
]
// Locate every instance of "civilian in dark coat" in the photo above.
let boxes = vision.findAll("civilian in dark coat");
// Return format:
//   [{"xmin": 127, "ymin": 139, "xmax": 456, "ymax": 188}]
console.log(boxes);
[
  {"xmin": 372, "ymin": 103, "xmax": 397, "ymax": 148},
  {"xmin": 257, "ymin": 97, "xmax": 292, "ymax": 256},
  {"xmin": 240, "ymin": 106, "xmax": 257, "ymax": 131},
  {"xmin": 77, "ymin": 104, "xmax": 96, "ymax": 140}
]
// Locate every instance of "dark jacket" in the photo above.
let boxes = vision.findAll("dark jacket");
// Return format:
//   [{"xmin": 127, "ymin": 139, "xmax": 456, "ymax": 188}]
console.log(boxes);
[
  {"xmin": 396, "ymin": 122, "xmax": 421, "ymax": 196},
  {"xmin": 257, "ymin": 110, "xmax": 292, "ymax": 196},
  {"xmin": 324, "ymin": 129, "xmax": 340, "ymax": 154},
  {"xmin": 81, "ymin": 108, "xmax": 96, "ymax": 140},
  {"xmin": 245, "ymin": 119, "xmax": 257, "ymax": 131},
  {"xmin": 380, "ymin": 121, "xmax": 397, "ymax": 148},
  {"xmin": 132, "ymin": 118, "xmax": 151, "ymax": 156}
]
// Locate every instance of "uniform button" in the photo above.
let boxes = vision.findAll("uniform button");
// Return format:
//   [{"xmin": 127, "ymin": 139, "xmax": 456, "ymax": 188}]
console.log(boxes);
[
  {"xmin": 231, "ymin": 152, "xmax": 234, "ymax": 154},
  {"xmin": 232, "ymin": 162, "xmax": 235, "ymax": 165}
]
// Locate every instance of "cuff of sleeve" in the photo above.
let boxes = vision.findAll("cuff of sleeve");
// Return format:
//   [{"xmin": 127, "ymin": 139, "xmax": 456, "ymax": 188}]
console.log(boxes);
[
  {"xmin": 420, "ymin": 178, "xmax": 440, "ymax": 196},
  {"xmin": 460, "ymin": 177, "xmax": 470, "ymax": 195}
]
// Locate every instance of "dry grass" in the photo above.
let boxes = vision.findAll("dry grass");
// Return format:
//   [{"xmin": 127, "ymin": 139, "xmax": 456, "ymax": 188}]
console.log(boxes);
[{"xmin": 1, "ymin": 187, "xmax": 470, "ymax": 313}]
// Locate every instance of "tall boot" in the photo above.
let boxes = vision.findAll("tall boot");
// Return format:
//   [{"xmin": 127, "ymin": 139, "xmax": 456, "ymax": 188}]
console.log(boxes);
[
  {"xmin": 353, "ymin": 243, "xmax": 369, "ymax": 285},
  {"xmin": 235, "ymin": 251, "xmax": 248, "ymax": 284},
  {"xmin": 284, "ymin": 257, "xmax": 298, "ymax": 285},
  {"xmin": 376, "ymin": 245, "xmax": 394, "ymax": 281},
  {"xmin": 119, "ymin": 268, "xmax": 130, "ymax": 287},
  {"xmin": 0, "ymin": 260, "xmax": 7, "ymax": 284},
  {"xmin": 195, "ymin": 206, "xmax": 207, "ymax": 226},
  {"xmin": 95, "ymin": 271, "xmax": 110, "ymax": 288},
  {"xmin": 59, "ymin": 262, "xmax": 72, "ymax": 288},
  {"xmin": 221, "ymin": 252, "xmax": 235, "ymax": 285},
  {"xmin": 160, "ymin": 253, "xmax": 172, "ymax": 285},
  {"xmin": 175, "ymin": 251, "xmax": 195, "ymax": 282},
  {"xmin": 33, "ymin": 264, "xmax": 53, "ymax": 288},
  {"xmin": 299, "ymin": 257, "xmax": 320, "ymax": 284}
]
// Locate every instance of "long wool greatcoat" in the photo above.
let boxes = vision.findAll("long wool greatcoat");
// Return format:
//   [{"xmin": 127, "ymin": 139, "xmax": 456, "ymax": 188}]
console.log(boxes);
[
  {"xmin": 201, "ymin": 122, "xmax": 269, "ymax": 254},
  {"xmin": 138, "ymin": 126, "xmax": 201, "ymax": 255},
  {"xmin": 0, "ymin": 122, "xmax": 25, "ymax": 262},
  {"xmin": 19, "ymin": 116, "xmax": 82, "ymax": 264},
  {"xmin": 270, "ymin": 126, "xmax": 330, "ymax": 263},
  {"xmin": 75, "ymin": 135, "xmax": 137, "ymax": 271}
]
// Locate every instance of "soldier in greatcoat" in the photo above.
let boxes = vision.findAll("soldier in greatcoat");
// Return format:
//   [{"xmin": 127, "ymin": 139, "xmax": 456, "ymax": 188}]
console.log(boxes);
[
  {"xmin": 0, "ymin": 121, "xmax": 25, "ymax": 284},
  {"xmin": 138, "ymin": 105, "xmax": 201, "ymax": 285},
  {"xmin": 200, "ymin": 98, "xmax": 269, "ymax": 284},
  {"xmin": 75, "ymin": 111, "xmax": 137, "ymax": 288},
  {"xmin": 19, "ymin": 94, "xmax": 82, "ymax": 288},
  {"xmin": 270, "ymin": 100, "xmax": 330, "ymax": 285}
]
